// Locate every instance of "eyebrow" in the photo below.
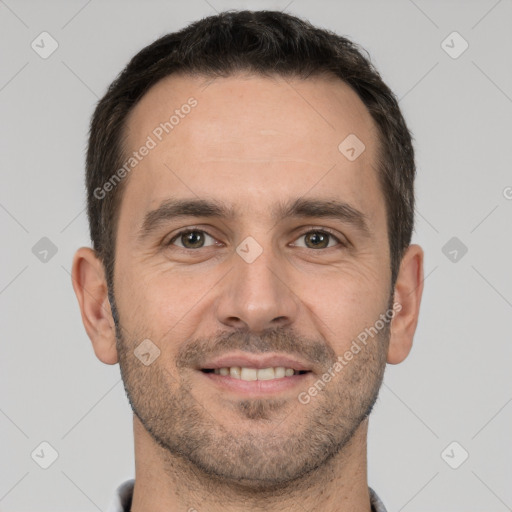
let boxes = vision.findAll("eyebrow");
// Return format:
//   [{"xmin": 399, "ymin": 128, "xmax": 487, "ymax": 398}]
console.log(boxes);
[{"xmin": 137, "ymin": 196, "xmax": 371, "ymax": 242}]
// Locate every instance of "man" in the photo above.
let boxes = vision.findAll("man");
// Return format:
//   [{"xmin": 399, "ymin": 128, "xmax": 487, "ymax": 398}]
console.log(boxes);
[{"xmin": 71, "ymin": 10, "xmax": 423, "ymax": 512}]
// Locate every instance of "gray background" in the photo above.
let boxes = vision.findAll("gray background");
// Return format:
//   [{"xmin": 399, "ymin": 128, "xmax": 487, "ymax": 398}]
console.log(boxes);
[{"xmin": 1, "ymin": 0, "xmax": 511, "ymax": 510}]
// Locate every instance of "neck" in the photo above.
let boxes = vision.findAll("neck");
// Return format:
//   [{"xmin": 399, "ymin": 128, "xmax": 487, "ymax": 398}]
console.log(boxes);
[{"xmin": 130, "ymin": 415, "xmax": 372, "ymax": 512}]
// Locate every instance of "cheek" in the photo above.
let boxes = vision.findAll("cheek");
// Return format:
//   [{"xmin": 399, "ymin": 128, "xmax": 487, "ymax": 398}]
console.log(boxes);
[
  {"xmin": 296, "ymin": 259, "xmax": 390, "ymax": 350},
  {"xmin": 117, "ymin": 269, "xmax": 219, "ymax": 343}
]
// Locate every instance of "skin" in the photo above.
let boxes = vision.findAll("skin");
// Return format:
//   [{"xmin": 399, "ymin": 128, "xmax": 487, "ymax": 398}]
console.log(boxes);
[{"xmin": 72, "ymin": 73, "xmax": 424, "ymax": 512}]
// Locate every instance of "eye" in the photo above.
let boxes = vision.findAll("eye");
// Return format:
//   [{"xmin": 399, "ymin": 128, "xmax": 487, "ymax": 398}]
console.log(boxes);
[
  {"xmin": 165, "ymin": 228, "xmax": 344, "ymax": 251},
  {"xmin": 292, "ymin": 229, "xmax": 342, "ymax": 249},
  {"xmin": 167, "ymin": 229, "xmax": 218, "ymax": 249}
]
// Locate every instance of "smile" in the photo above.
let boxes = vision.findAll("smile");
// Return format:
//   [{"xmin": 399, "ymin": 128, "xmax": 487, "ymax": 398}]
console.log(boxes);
[{"xmin": 201, "ymin": 366, "xmax": 310, "ymax": 381}]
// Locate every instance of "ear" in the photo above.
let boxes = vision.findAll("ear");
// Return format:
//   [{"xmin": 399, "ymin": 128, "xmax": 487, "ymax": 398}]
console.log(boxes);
[
  {"xmin": 71, "ymin": 247, "xmax": 119, "ymax": 365},
  {"xmin": 387, "ymin": 244, "xmax": 424, "ymax": 364}
]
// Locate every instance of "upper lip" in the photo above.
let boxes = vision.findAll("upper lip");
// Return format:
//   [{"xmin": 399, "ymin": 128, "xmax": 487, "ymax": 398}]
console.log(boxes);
[{"xmin": 199, "ymin": 352, "xmax": 313, "ymax": 372}]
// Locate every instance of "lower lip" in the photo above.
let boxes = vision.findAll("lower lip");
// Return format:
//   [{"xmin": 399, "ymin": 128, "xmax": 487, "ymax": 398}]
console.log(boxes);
[{"xmin": 199, "ymin": 371, "xmax": 312, "ymax": 396}]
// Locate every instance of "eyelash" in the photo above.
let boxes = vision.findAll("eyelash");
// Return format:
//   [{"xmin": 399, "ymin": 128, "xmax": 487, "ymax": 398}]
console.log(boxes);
[{"xmin": 165, "ymin": 227, "xmax": 345, "ymax": 250}]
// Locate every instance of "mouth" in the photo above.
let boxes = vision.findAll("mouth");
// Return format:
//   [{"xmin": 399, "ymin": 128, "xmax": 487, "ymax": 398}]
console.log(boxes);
[
  {"xmin": 197, "ymin": 353, "xmax": 314, "ymax": 395},
  {"xmin": 201, "ymin": 367, "xmax": 310, "ymax": 380}
]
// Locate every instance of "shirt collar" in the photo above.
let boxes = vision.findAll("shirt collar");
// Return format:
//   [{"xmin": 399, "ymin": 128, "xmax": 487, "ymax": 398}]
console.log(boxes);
[{"xmin": 107, "ymin": 479, "xmax": 387, "ymax": 512}]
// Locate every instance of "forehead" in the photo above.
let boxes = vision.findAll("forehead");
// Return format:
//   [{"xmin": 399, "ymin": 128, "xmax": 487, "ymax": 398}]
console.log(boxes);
[{"xmin": 119, "ymin": 72, "xmax": 382, "ymax": 228}]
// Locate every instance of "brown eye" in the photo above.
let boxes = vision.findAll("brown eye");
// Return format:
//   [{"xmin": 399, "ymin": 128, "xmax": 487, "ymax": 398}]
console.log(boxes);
[
  {"xmin": 168, "ymin": 230, "xmax": 216, "ymax": 249},
  {"xmin": 293, "ymin": 230, "xmax": 341, "ymax": 249}
]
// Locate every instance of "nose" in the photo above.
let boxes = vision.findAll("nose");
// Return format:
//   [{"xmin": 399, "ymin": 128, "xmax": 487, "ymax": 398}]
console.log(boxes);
[{"xmin": 214, "ymin": 244, "xmax": 299, "ymax": 334}]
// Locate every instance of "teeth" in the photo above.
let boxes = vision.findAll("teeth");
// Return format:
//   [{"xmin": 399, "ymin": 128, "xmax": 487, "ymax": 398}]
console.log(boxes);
[
  {"xmin": 230, "ymin": 367, "xmax": 241, "ymax": 379},
  {"xmin": 256, "ymin": 367, "xmax": 275, "ymax": 380},
  {"xmin": 212, "ymin": 366, "xmax": 304, "ymax": 381},
  {"xmin": 274, "ymin": 367, "xmax": 285, "ymax": 378},
  {"xmin": 241, "ymin": 367, "xmax": 258, "ymax": 381}
]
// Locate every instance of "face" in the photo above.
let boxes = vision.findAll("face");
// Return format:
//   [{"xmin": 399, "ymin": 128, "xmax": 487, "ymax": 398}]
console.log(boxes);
[{"xmin": 111, "ymin": 73, "xmax": 394, "ymax": 487}]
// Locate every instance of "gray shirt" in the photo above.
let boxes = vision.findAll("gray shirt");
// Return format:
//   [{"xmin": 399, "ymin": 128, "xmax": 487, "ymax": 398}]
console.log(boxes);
[{"xmin": 106, "ymin": 479, "xmax": 388, "ymax": 512}]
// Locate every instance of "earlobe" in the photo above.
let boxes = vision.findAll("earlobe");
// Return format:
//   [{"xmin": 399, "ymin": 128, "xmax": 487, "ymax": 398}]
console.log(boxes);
[
  {"xmin": 71, "ymin": 247, "xmax": 119, "ymax": 365},
  {"xmin": 387, "ymin": 244, "xmax": 424, "ymax": 365}
]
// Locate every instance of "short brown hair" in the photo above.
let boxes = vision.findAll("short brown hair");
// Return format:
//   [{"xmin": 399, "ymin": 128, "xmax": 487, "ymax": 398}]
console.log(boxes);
[{"xmin": 86, "ymin": 10, "xmax": 416, "ymax": 292}]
